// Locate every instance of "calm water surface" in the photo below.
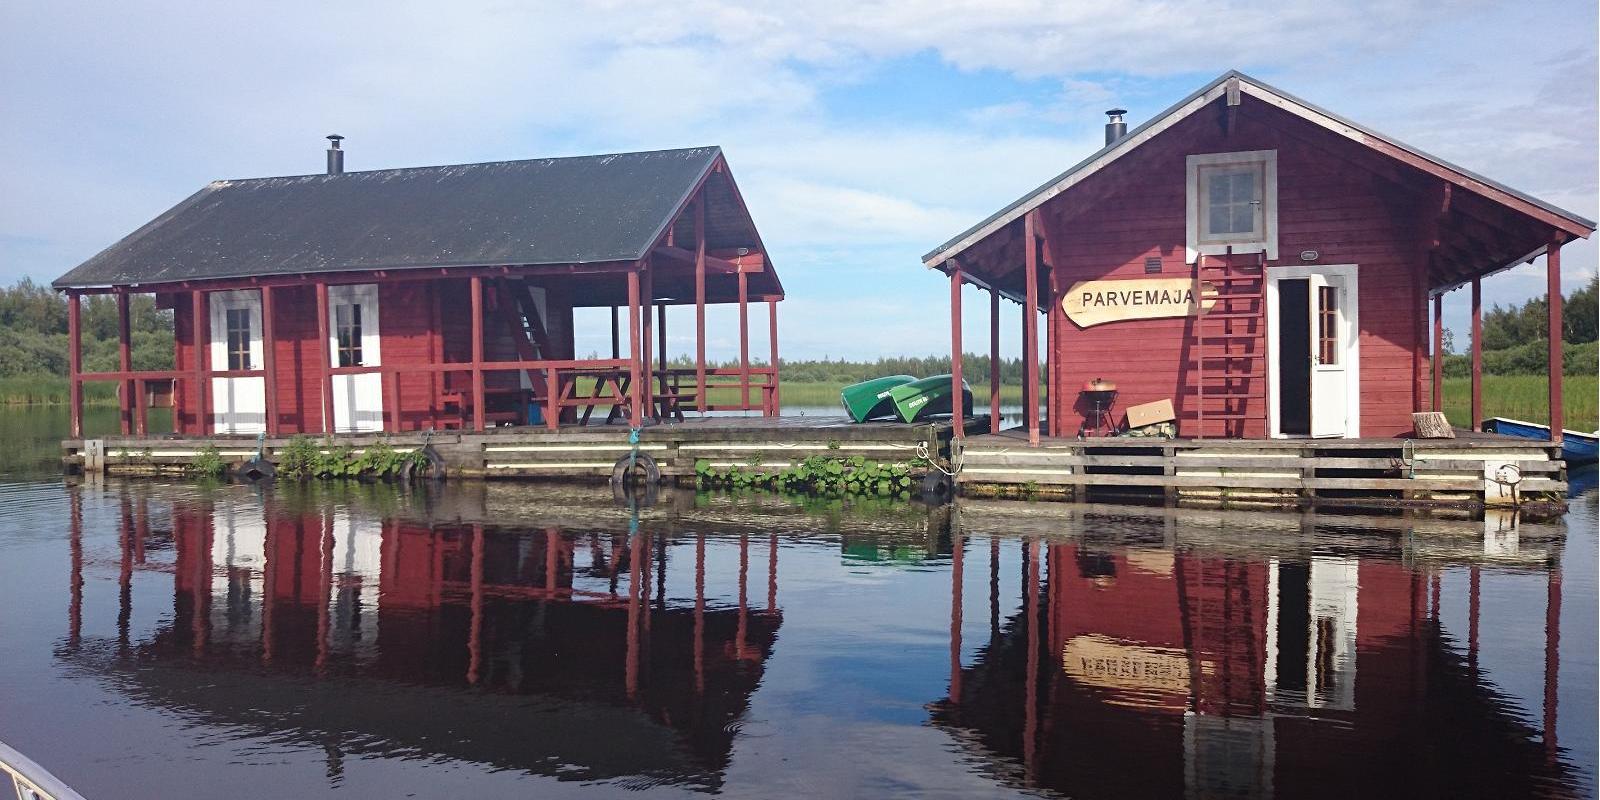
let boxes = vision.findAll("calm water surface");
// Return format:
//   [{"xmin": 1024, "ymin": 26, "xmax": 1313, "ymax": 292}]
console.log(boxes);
[{"xmin": 0, "ymin": 407, "xmax": 1594, "ymax": 798}]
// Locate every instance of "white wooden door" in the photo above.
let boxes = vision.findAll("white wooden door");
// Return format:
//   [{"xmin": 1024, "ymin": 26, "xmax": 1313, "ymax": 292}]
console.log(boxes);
[
  {"xmin": 209, "ymin": 290, "xmax": 266, "ymax": 434},
  {"xmin": 329, "ymin": 284, "xmax": 384, "ymax": 432},
  {"xmin": 1308, "ymin": 273, "xmax": 1349, "ymax": 438}
]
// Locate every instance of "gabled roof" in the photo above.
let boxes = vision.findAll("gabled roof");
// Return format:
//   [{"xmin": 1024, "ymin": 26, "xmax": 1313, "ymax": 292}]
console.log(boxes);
[
  {"xmin": 54, "ymin": 146, "xmax": 756, "ymax": 288},
  {"xmin": 923, "ymin": 70, "xmax": 1596, "ymax": 269}
]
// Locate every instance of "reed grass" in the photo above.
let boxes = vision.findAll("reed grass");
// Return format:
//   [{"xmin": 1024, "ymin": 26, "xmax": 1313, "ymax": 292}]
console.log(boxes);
[
  {"xmin": 0, "ymin": 375, "xmax": 116, "ymax": 406},
  {"xmin": 1439, "ymin": 374, "xmax": 1598, "ymax": 431}
]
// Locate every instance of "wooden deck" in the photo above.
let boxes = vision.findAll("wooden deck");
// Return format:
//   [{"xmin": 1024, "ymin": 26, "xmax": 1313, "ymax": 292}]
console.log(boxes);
[
  {"xmin": 64, "ymin": 415, "xmax": 956, "ymax": 481},
  {"xmin": 62, "ymin": 417, "xmax": 1569, "ymax": 513},
  {"xmin": 956, "ymin": 427, "xmax": 1567, "ymax": 511}
]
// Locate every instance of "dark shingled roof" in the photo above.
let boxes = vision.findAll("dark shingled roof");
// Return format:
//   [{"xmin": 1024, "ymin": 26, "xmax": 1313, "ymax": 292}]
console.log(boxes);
[{"xmin": 54, "ymin": 146, "xmax": 730, "ymax": 288}]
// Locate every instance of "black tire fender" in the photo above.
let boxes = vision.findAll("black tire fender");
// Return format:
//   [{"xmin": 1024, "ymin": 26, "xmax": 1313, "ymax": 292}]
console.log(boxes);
[
  {"xmin": 611, "ymin": 452, "xmax": 661, "ymax": 488},
  {"xmin": 920, "ymin": 471, "xmax": 955, "ymax": 503}
]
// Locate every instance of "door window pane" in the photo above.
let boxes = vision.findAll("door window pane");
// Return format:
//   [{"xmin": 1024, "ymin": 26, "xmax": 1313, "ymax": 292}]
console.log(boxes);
[
  {"xmin": 1318, "ymin": 286, "xmax": 1339, "ymax": 366},
  {"xmin": 226, "ymin": 307, "xmax": 252, "ymax": 371},
  {"xmin": 336, "ymin": 303, "xmax": 364, "ymax": 367}
]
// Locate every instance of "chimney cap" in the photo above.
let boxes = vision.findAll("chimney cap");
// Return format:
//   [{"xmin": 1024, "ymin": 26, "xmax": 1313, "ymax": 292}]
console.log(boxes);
[
  {"xmin": 1104, "ymin": 108, "xmax": 1127, "ymax": 120},
  {"xmin": 326, "ymin": 134, "xmax": 344, "ymax": 147}
]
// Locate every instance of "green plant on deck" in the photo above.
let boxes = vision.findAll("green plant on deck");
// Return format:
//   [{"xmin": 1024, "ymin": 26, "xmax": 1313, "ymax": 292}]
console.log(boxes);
[
  {"xmin": 270, "ymin": 435, "xmax": 427, "ymax": 481},
  {"xmin": 276, "ymin": 435, "xmax": 321, "ymax": 479},
  {"xmin": 696, "ymin": 454, "xmax": 915, "ymax": 499},
  {"xmin": 189, "ymin": 445, "xmax": 226, "ymax": 478}
]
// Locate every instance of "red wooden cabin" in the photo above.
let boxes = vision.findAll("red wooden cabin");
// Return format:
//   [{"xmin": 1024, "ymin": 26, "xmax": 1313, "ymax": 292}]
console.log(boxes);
[
  {"xmin": 53, "ymin": 144, "xmax": 783, "ymax": 438},
  {"xmin": 926, "ymin": 72, "xmax": 1594, "ymax": 443}
]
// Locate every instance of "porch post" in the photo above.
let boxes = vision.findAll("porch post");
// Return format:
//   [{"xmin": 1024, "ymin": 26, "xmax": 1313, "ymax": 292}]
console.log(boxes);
[
  {"xmin": 694, "ymin": 198, "xmax": 707, "ymax": 413},
  {"xmin": 117, "ymin": 290, "xmax": 132, "ymax": 434},
  {"xmin": 628, "ymin": 268, "xmax": 643, "ymax": 427},
  {"xmin": 738, "ymin": 268, "xmax": 750, "ymax": 410},
  {"xmin": 316, "ymin": 282, "xmax": 334, "ymax": 433},
  {"xmin": 67, "ymin": 291, "xmax": 82, "ymax": 439},
  {"xmin": 1546, "ymin": 240, "xmax": 1563, "ymax": 443},
  {"xmin": 191, "ymin": 290, "xmax": 208, "ymax": 434},
  {"xmin": 1431, "ymin": 292, "xmax": 1443, "ymax": 412},
  {"xmin": 656, "ymin": 301, "xmax": 667, "ymax": 391},
  {"xmin": 469, "ymin": 276, "xmax": 485, "ymax": 432},
  {"xmin": 642, "ymin": 262, "xmax": 654, "ymax": 420},
  {"xmin": 989, "ymin": 289, "xmax": 1001, "ymax": 434},
  {"xmin": 950, "ymin": 267, "xmax": 964, "ymax": 437},
  {"xmin": 1471, "ymin": 277, "xmax": 1483, "ymax": 430},
  {"xmin": 610, "ymin": 306, "xmax": 620, "ymax": 359},
  {"xmin": 261, "ymin": 285, "xmax": 279, "ymax": 436},
  {"xmin": 768, "ymin": 299, "xmax": 780, "ymax": 417},
  {"xmin": 1023, "ymin": 210, "xmax": 1040, "ymax": 446}
]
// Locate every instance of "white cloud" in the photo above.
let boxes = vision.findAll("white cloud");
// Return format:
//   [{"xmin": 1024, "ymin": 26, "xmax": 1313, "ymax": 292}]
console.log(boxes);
[{"xmin": 0, "ymin": 0, "xmax": 1592, "ymax": 360}]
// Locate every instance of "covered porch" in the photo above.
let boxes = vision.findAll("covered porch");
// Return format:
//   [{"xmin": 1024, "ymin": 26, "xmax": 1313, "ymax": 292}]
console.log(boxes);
[{"xmin": 55, "ymin": 146, "xmax": 783, "ymax": 439}]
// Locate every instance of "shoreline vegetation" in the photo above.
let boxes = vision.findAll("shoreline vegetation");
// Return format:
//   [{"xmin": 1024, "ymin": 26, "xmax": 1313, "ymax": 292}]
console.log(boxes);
[
  {"xmin": 4, "ymin": 373, "xmax": 1593, "ymax": 430},
  {"xmin": 1, "ymin": 276, "xmax": 1593, "ymax": 428}
]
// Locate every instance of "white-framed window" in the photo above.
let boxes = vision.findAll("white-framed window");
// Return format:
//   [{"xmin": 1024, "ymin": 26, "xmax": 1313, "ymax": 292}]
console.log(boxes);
[{"xmin": 1186, "ymin": 150, "xmax": 1278, "ymax": 262}]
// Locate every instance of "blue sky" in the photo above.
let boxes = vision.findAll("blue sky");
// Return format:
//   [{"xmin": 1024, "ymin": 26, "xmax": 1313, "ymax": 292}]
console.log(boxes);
[{"xmin": 1, "ymin": 0, "xmax": 1594, "ymax": 361}]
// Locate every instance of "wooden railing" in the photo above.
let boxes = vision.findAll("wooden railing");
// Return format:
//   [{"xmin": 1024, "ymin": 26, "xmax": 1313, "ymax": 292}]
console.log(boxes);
[{"xmin": 69, "ymin": 359, "xmax": 780, "ymax": 437}]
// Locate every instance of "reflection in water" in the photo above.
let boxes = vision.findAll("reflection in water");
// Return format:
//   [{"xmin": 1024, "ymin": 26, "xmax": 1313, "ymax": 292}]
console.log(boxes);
[
  {"xmin": 62, "ymin": 484, "xmax": 782, "ymax": 792},
  {"xmin": 31, "ymin": 482, "xmax": 1593, "ymax": 798},
  {"xmin": 938, "ymin": 506, "xmax": 1577, "ymax": 799}
]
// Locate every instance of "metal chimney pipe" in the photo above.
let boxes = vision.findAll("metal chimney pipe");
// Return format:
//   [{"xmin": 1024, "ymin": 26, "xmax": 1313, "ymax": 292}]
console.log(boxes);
[
  {"xmin": 325, "ymin": 134, "xmax": 345, "ymax": 175},
  {"xmin": 1104, "ymin": 109, "xmax": 1128, "ymax": 146}
]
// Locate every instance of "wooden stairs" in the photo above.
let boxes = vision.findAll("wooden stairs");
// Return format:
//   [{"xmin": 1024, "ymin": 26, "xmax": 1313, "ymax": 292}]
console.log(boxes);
[{"xmin": 1189, "ymin": 251, "xmax": 1267, "ymax": 438}]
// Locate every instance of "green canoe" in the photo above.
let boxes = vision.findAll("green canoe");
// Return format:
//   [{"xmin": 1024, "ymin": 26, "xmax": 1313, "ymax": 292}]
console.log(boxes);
[
  {"xmin": 841, "ymin": 375, "xmax": 917, "ymax": 422},
  {"xmin": 886, "ymin": 375, "xmax": 973, "ymax": 423}
]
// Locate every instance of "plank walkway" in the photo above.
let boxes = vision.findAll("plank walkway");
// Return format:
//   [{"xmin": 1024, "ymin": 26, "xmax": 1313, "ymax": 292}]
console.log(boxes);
[{"xmin": 956, "ymin": 428, "xmax": 1566, "ymax": 510}]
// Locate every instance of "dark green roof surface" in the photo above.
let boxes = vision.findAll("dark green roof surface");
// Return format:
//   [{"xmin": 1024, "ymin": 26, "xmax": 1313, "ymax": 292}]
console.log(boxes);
[{"xmin": 55, "ymin": 146, "xmax": 723, "ymax": 288}]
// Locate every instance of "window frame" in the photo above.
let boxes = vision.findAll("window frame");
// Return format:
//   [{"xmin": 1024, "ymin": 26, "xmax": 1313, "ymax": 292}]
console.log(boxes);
[{"xmin": 1185, "ymin": 149, "xmax": 1278, "ymax": 262}]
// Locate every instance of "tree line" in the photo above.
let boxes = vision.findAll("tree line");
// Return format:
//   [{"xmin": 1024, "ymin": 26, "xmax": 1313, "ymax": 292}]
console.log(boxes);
[
  {"xmin": 0, "ymin": 278, "xmax": 174, "ymax": 378},
  {"xmin": 1441, "ymin": 275, "xmax": 1597, "ymax": 377},
  {"xmin": 0, "ymin": 275, "xmax": 1591, "ymax": 388}
]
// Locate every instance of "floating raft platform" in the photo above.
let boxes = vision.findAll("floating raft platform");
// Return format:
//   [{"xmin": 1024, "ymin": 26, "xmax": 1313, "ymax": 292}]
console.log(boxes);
[
  {"xmin": 62, "ymin": 418, "xmax": 1569, "ymax": 513},
  {"xmin": 63, "ymin": 416, "xmax": 957, "ymax": 482},
  {"xmin": 956, "ymin": 429, "xmax": 1567, "ymax": 513}
]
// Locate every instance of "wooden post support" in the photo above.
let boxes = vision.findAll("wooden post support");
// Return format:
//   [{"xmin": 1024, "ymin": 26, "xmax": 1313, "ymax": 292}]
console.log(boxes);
[
  {"xmin": 261, "ymin": 285, "xmax": 279, "ymax": 435},
  {"xmin": 1470, "ymin": 277, "xmax": 1483, "ymax": 430},
  {"xmin": 610, "ymin": 306, "xmax": 620, "ymax": 359},
  {"xmin": 469, "ymin": 276, "xmax": 485, "ymax": 432},
  {"xmin": 628, "ymin": 269, "xmax": 643, "ymax": 427},
  {"xmin": 1431, "ymin": 292, "xmax": 1443, "ymax": 412},
  {"xmin": 951, "ymin": 267, "xmax": 964, "ymax": 437},
  {"xmin": 738, "ymin": 268, "xmax": 750, "ymax": 410},
  {"xmin": 642, "ymin": 263, "xmax": 654, "ymax": 420},
  {"xmin": 545, "ymin": 367, "xmax": 559, "ymax": 432},
  {"xmin": 68, "ymin": 291, "xmax": 83, "ymax": 439},
  {"xmin": 694, "ymin": 198, "xmax": 708, "ymax": 413},
  {"xmin": 1023, "ymin": 211, "xmax": 1041, "ymax": 446},
  {"xmin": 989, "ymin": 289, "xmax": 1001, "ymax": 434},
  {"xmin": 656, "ymin": 301, "xmax": 667, "ymax": 397},
  {"xmin": 190, "ymin": 290, "xmax": 208, "ymax": 434},
  {"xmin": 117, "ymin": 290, "xmax": 132, "ymax": 434},
  {"xmin": 768, "ymin": 299, "xmax": 780, "ymax": 417},
  {"xmin": 316, "ymin": 282, "xmax": 334, "ymax": 433},
  {"xmin": 1547, "ymin": 240, "xmax": 1563, "ymax": 444}
]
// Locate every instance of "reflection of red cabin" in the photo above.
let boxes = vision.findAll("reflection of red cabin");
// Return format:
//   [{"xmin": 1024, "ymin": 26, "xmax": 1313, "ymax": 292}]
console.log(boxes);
[
  {"xmin": 106, "ymin": 501, "xmax": 782, "ymax": 790},
  {"xmin": 925, "ymin": 71, "xmax": 1593, "ymax": 441},
  {"xmin": 936, "ymin": 537, "xmax": 1575, "ymax": 798}
]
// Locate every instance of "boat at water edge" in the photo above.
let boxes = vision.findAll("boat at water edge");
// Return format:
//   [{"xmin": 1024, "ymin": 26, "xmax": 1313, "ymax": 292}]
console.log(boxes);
[
  {"xmin": 841, "ymin": 375, "xmax": 917, "ymax": 423},
  {"xmin": 887, "ymin": 375, "xmax": 973, "ymax": 423},
  {"xmin": 1482, "ymin": 417, "xmax": 1599, "ymax": 465}
]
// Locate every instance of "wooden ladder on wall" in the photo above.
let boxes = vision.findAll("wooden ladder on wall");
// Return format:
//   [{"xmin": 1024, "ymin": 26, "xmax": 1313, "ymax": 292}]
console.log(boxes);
[{"xmin": 1190, "ymin": 250, "xmax": 1267, "ymax": 438}]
